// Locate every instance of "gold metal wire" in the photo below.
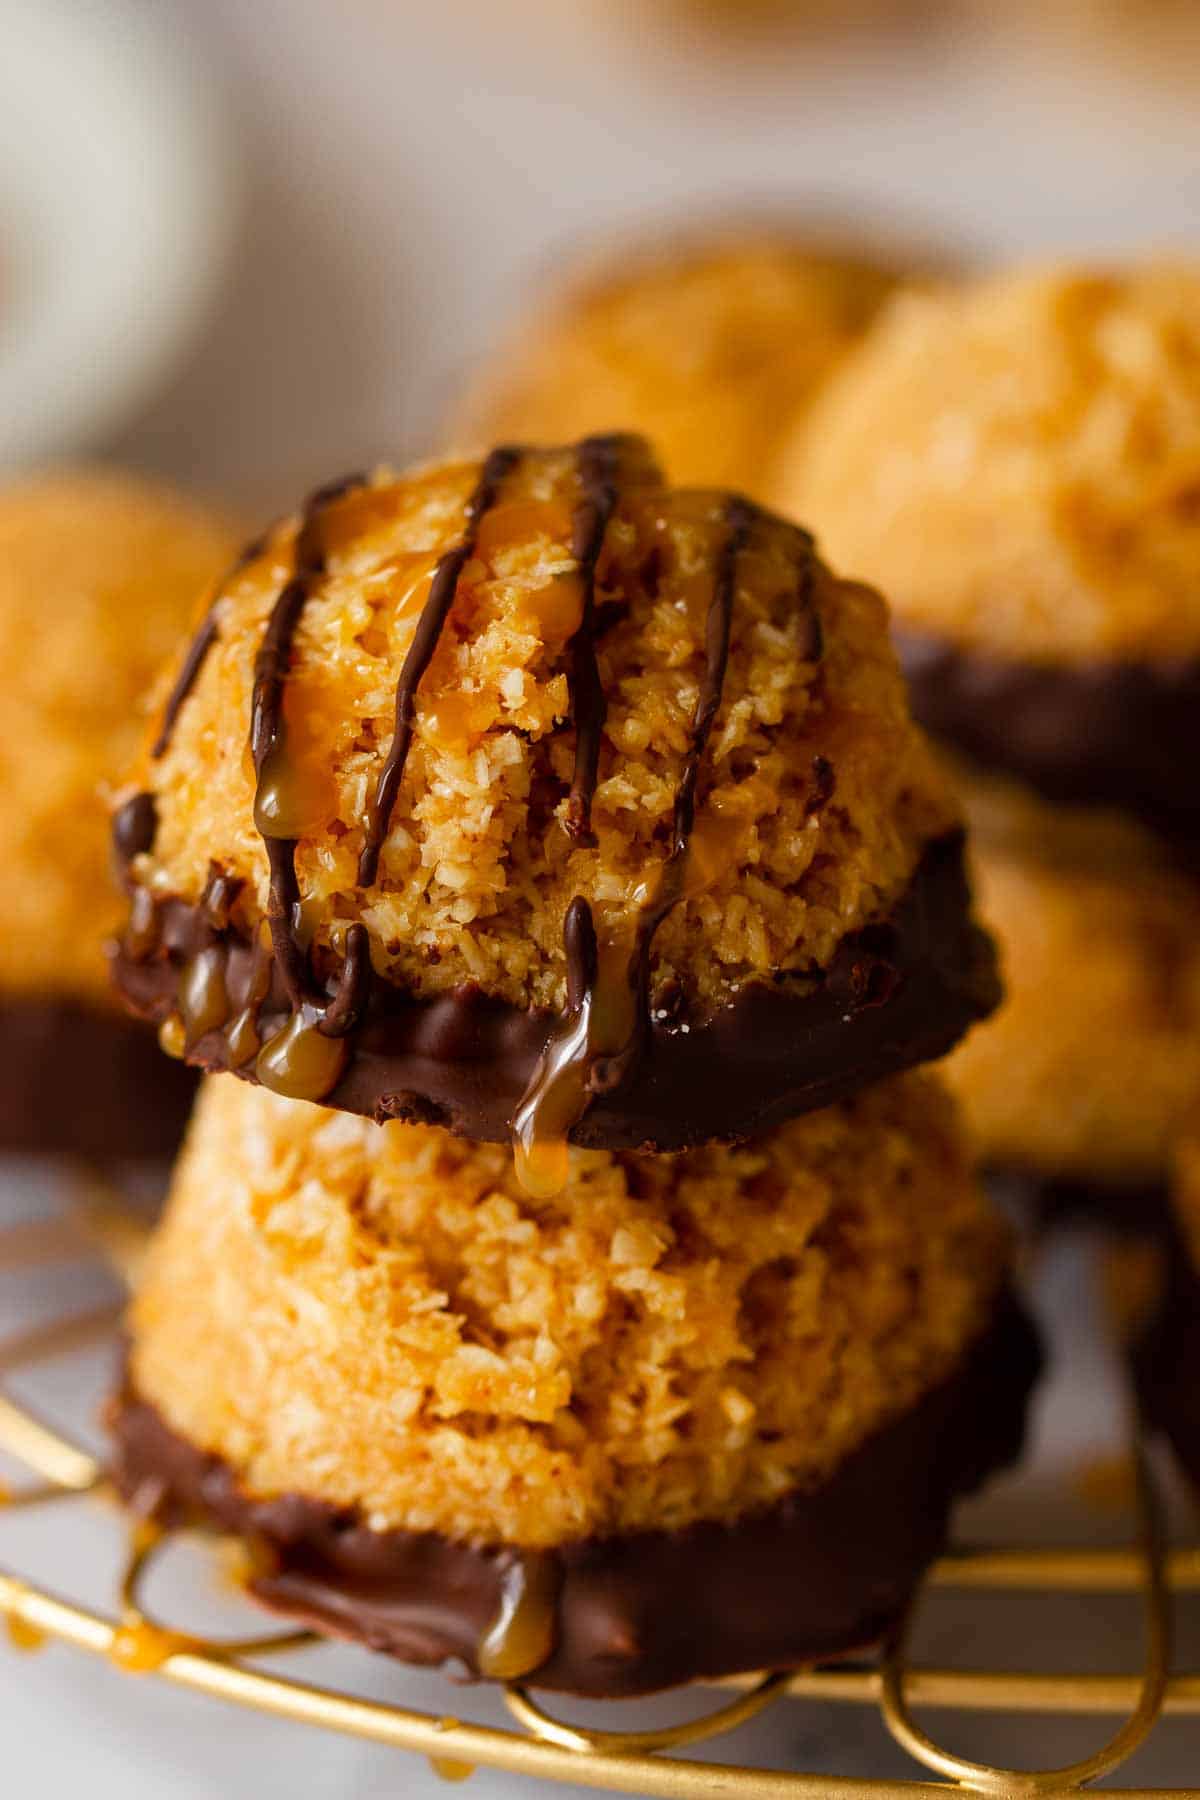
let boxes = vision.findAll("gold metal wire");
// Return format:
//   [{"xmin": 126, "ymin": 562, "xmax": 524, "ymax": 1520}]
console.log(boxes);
[{"xmin": 2, "ymin": 1196, "xmax": 1199, "ymax": 1797}]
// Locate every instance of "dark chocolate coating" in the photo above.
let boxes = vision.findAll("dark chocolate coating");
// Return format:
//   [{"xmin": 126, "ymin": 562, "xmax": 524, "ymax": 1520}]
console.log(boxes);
[
  {"xmin": 896, "ymin": 630, "xmax": 1200, "ymax": 849},
  {"xmin": 109, "ymin": 1290, "xmax": 1039, "ymax": 1697},
  {"xmin": 1132, "ymin": 1228, "xmax": 1200, "ymax": 1493},
  {"xmin": 0, "ymin": 1000, "xmax": 195, "ymax": 1158},
  {"xmin": 986, "ymin": 1166, "xmax": 1170, "ymax": 1238},
  {"xmin": 110, "ymin": 830, "xmax": 1000, "ymax": 1152}
]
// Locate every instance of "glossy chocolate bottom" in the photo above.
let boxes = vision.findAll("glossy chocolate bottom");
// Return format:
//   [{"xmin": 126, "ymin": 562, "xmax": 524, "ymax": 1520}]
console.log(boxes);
[
  {"xmin": 985, "ymin": 1166, "xmax": 1170, "ymax": 1237},
  {"xmin": 112, "ymin": 831, "xmax": 1000, "ymax": 1153},
  {"xmin": 109, "ymin": 1292, "xmax": 1040, "ymax": 1698},
  {"xmin": 896, "ymin": 629, "xmax": 1200, "ymax": 852},
  {"xmin": 0, "ymin": 999, "xmax": 196, "ymax": 1159}
]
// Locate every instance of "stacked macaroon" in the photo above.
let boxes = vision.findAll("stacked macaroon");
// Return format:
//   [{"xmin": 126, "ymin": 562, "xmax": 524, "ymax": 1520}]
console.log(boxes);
[
  {"xmin": 777, "ymin": 264, "xmax": 1200, "ymax": 1227},
  {"xmin": 106, "ymin": 438, "xmax": 1038, "ymax": 1695},
  {"xmin": 0, "ymin": 471, "xmax": 235, "ymax": 1158}
]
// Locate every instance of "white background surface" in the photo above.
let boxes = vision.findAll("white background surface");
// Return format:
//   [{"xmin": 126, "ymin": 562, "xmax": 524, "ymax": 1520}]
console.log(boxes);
[{"xmin": 6, "ymin": 0, "xmax": 1200, "ymax": 1791}]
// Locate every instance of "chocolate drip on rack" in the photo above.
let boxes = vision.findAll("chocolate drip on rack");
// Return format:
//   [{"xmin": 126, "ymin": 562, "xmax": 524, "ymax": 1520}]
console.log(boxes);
[
  {"xmin": 151, "ymin": 530, "xmax": 271, "ymax": 761},
  {"xmin": 357, "ymin": 447, "xmax": 522, "ymax": 886},
  {"xmin": 563, "ymin": 434, "xmax": 625, "ymax": 844}
]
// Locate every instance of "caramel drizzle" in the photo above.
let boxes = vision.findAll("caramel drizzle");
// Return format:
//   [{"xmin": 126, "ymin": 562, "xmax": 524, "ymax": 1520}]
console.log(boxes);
[
  {"xmin": 356, "ymin": 446, "xmax": 522, "ymax": 886},
  {"xmin": 247, "ymin": 475, "xmax": 372, "ymax": 1062},
  {"xmin": 151, "ymin": 530, "xmax": 271, "ymax": 760},
  {"xmin": 563, "ymin": 434, "xmax": 625, "ymax": 843}
]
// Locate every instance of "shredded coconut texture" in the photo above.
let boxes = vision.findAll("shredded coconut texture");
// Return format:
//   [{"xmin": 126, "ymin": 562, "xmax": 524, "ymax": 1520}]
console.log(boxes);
[{"xmin": 128, "ymin": 1072, "xmax": 1010, "ymax": 1548}]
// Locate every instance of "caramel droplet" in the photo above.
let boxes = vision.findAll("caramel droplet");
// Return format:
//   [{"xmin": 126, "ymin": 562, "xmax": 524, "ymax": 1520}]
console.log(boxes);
[
  {"xmin": 253, "ymin": 741, "xmax": 327, "ymax": 841},
  {"xmin": 512, "ymin": 1132, "xmax": 572, "ymax": 1202},
  {"xmin": 124, "ymin": 886, "xmax": 159, "ymax": 961},
  {"xmin": 476, "ymin": 1553, "xmax": 557, "ymax": 1681},
  {"xmin": 430, "ymin": 1758, "xmax": 474, "ymax": 1783},
  {"xmin": 7, "ymin": 1615, "xmax": 46, "ymax": 1653},
  {"xmin": 512, "ymin": 934, "xmax": 634, "ymax": 1200},
  {"xmin": 158, "ymin": 1015, "xmax": 186, "ymax": 1059},
  {"xmin": 109, "ymin": 1618, "xmax": 186, "ymax": 1674},
  {"xmin": 179, "ymin": 946, "xmax": 229, "ymax": 1047},
  {"xmin": 0, "ymin": 1479, "xmax": 11, "ymax": 1506},
  {"xmin": 224, "ymin": 1008, "xmax": 261, "ymax": 1069},
  {"xmin": 256, "ymin": 1010, "xmax": 348, "ymax": 1101}
]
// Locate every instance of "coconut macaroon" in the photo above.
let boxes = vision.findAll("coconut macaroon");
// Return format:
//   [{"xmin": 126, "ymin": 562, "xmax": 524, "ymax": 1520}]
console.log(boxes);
[
  {"xmin": 945, "ymin": 824, "xmax": 1200, "ymax": 1191},
  {"xmin": 110, "ymin": 1070, "xmax": 1039, "ymax": 1695},
  {"xmin": 774, "ymin": 265, "xmax": 1200, "ymax": 1221},
  {"xmin": 453, "ymin": 230, "xmax": 909, "ymax": 500},
  {"xmin": 775, "ymin": 264, "xmax": 1200, "ymax": 846},
  {"xmin": 110, "ymin": 438, "xmax": 997, "ymax": 1167},
  {"xmin": 0, "ymin": 471, "xmax": 236, "ymax": 1155}
]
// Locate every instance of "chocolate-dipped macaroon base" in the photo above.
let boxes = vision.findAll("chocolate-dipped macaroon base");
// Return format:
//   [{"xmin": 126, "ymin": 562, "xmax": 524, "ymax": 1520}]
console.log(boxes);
[
  {"xmin": 111, "ymin": 1291, "xmax": 1039, "ymax": 1699},
  {"xmin": 896, "ymin": 632, "xmax": 1200, "ymax": 856},
  {"xmin": 0, "ymin": 1001, "xmax": 196, "ymax": 1159},
  {"xmin": 112, "ymin": 829, "xmax": 998, "ymax": 1153}
]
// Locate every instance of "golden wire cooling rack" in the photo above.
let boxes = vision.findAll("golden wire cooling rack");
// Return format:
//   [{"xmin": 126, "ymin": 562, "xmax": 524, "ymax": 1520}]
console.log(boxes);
[{"xmin": 2, "ymin": 1179, "xmax": 1198, "ymax": 1798}]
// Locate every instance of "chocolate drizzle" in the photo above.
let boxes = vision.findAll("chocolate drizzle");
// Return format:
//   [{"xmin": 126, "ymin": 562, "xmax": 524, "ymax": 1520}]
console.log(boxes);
[
  {"xmin": 250, "ymin": 476, "xmax": 362, "ymax": 1010},
  {"xmin": 563, "ymin": 434, "xmax": 626, "ymax": 844},
  {"xmin": 626, "ymin": 497, "xmax": 768, "ymax": 1001},
  {"xmin": 151, "ymin": 531, "xmax": 270, "ymax": 761},
  {"xmin": 357, "ymin": 447, "xmax": 522, "ymax": 887},
  {"xmin": 242, "ymin": 475, "xmax": 371, "ymax": 1097}
]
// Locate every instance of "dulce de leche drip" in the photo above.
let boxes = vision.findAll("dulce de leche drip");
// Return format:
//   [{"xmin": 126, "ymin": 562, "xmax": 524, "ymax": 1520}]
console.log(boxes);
[
  {"xmin": 513, "ymin": 494, "xmax": 821, "ymax": 1197},
  {"xmin": 476, "ymin": 1552, "xmax": 559, "ymax": 1681},
  {"xmin": 113, "ymin": 438, "xmax": 875, "ymax": 1168}
]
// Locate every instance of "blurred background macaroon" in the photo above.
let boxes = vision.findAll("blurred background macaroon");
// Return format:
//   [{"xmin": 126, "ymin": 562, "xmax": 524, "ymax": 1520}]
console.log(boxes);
[
  {"xmin": 451, "ymin": 224, "xmax": 930, "ymax": 500},
  {"xmin": 775, "ymin": 262, "xmax": 1200, "ymax": 1226},
  {"xmin": 0, "ymin": 470, "xmax": 237, "ymax": 1157}
]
